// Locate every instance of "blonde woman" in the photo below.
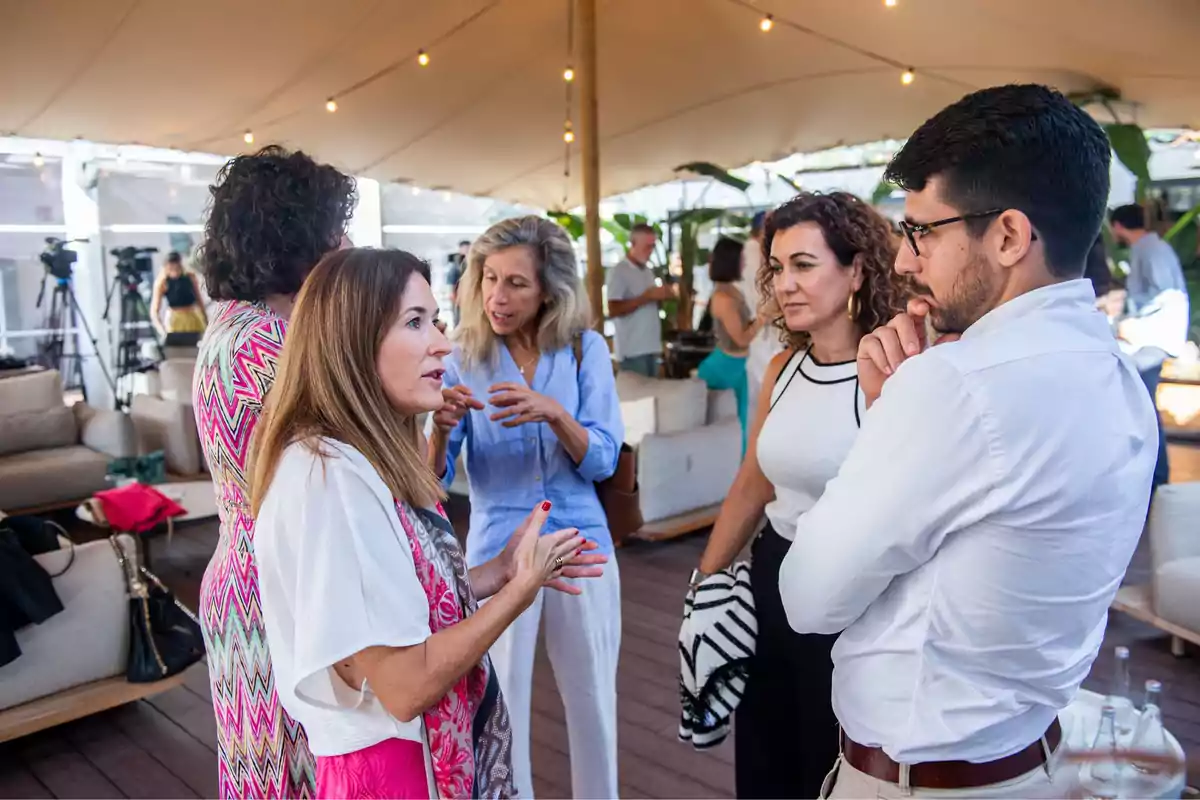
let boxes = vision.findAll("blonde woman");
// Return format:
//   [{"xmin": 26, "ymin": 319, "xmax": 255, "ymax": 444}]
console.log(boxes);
[
  {"xmin": 251, "ymin": 247, "xmax": 606, "ymax": 798},
  {"xmin": 150, "ymin": 251, "xmax": 207, "ymax": 336},
  {"xmin": 427, "ymin": 216, "xmax": 624, "ymax": 799}
]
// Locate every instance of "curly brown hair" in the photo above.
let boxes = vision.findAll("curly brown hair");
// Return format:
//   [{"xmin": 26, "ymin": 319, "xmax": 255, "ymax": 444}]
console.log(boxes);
[
  {"xmin": 199, "ymin": 145, "xmax": 357, "ymax": 302},
  {"xmin": 758, "ymin": 191, "xmax": 908, "ymax": 351}
]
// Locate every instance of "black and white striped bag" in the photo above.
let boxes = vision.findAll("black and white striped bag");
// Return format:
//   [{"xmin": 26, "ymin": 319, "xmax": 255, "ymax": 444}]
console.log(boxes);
[{"xmin": 678, "ymin": 563, "xmax": 756, "ymax": 749}]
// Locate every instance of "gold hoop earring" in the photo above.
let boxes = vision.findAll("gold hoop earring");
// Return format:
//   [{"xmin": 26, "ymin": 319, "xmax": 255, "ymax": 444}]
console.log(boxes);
[{"xmin": 847, "ymin": 292, "xmax": 858, "ymax": 321}]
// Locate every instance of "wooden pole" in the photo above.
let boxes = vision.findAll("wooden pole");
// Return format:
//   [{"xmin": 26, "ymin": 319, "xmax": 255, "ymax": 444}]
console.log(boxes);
[{"xmin": 578, "ymin": 0, "xmax": 604, "ymax": 331}]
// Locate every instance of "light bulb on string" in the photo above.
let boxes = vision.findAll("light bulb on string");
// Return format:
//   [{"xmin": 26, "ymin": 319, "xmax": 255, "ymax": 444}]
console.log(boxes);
[
  {"xmin": 243, "ymin": 130, "xmax": 255, "ymax": 144},
  {"xmin": 901, "ymin": 68, "xmax": 915, "ymax": 85},
  {"xmin": 759, "ymin": 14, "xmax": 774, "ymax": 32},
  {"xmin": 563, "ymin": 66, "xmax": 575, "ymax": 82},
  {"xmin": 33, "ymin": 152, "xmax": 44, "ymax": 168},
  {"xmin": 563, "ymin": 122, "xmax": 575, "ymax": 143},
  {"xmin": 884, "ymin": 0, "xmax": 898, "ymax": 6},
  {"xmin": 417, "ymin": 49, "xmax": 430, "ymax": 67},
  {"xmin": 325, "ymin": 97, "xmax": 338, "ymax": 113}
]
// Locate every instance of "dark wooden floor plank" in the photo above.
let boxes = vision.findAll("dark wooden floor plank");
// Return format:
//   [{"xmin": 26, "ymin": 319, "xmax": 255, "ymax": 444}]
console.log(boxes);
[
  {"xmin": 181, "ymin": 661, "xmax": 213, "ymax": 704},
  {"xmin": 144, "ymin": 685, "xmax": 220, "ymax": 755},
  {"xmin": 13, "ymin": 728, "xmax": 124, "ymax": 799},
  {"xmin": 0, "ymin": 762, "xmax": 51, "ymax": 799},
  {"xmin": 64, "ymin": 712, "xmax": 197, "ymax": 799},
  {"xmin": 108, "ymin": 702, "xmax": 219, "ymax": 798}
]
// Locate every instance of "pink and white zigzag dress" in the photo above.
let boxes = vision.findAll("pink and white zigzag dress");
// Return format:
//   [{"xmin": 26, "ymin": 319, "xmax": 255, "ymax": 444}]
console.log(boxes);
[{"xmin": 193, "ymin": 301, "xmax": 316, "ymax": 798}]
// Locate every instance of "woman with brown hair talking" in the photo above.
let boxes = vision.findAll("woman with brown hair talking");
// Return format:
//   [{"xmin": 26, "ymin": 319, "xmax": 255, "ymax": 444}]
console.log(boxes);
[
  {"xmin": 690, "ymin": 192, "xmax": 908, "ymax": 799},
  {"xmin": 250, "ymin": 248, "xmax": 606, "ymax": 798}
]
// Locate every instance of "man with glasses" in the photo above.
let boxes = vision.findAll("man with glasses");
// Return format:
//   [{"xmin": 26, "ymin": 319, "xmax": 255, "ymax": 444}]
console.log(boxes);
[{"xmin": 778, "ymin": 84, "xmax": 1158, "ymax": 798}]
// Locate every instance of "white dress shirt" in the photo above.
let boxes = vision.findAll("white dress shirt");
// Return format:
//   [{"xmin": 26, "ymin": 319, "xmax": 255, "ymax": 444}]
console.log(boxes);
[{"xmin": 779, "ymin": 279, "xmax": 1158, "ymax": 764}]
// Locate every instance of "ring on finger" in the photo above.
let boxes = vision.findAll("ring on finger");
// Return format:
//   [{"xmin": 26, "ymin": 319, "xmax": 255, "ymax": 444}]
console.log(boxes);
[{"xmin": 554, "ymin": 556, "xmax": 564, "ymax": 569}]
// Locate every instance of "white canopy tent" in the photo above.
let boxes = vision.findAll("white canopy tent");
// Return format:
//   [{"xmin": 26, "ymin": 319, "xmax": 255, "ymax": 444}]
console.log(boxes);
[
  {"xmin": 3, "ymin": 0, "xmax": 1198, "ymax": 208},
  {"xmin": 3, "ymin": 0, "xmax": 1199, "ymax": 326}
]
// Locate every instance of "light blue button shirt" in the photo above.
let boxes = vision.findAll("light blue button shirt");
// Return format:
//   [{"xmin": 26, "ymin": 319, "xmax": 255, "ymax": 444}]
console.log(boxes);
[{"xmin": 440, "ymin": 330, "xmax": 624, "ymax": 567}]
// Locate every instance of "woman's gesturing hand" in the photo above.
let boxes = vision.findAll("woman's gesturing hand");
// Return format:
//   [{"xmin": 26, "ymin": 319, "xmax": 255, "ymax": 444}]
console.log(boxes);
[
  {"xmin": 488, "ymin": 383, "xmax": 566, "ymax": 427},
  {"xmin": 508, "ymin": 502, "xmax": 606, "ymax": 599},
  {"xmin": 432, "ymin": 385, "xmax": 484, "ymax": 433}
]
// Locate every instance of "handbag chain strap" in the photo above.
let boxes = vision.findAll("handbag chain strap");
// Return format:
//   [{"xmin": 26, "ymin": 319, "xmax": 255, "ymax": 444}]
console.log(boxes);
[{"xmin": 107, "ymin": 536, "xmax": 148, "ymax": 599}]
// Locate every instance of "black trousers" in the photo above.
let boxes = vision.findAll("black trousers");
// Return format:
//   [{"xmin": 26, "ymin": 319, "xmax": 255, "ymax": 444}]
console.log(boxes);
[{"xmin": 735, "ymin": 525, "xmax": 840, "ymax": 799}]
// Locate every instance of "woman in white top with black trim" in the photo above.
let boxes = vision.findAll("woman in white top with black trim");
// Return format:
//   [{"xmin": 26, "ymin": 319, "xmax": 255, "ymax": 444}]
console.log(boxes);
[{"xmin": 694, "ymin": 193, "xmax": 910, "ymax": 799}]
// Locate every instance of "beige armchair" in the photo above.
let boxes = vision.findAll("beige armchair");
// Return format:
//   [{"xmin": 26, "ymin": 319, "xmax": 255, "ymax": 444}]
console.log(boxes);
[
  {"xmin": 129, "ymin": 358, "xmax": 204, "ymax": 476},
  {"xmin": 0, "ymin": 370, "xmax": 136, "ymax": 511}
]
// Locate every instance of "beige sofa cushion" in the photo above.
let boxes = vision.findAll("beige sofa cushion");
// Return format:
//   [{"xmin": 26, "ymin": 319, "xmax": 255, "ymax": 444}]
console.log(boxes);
[
  {"xmin": 0, "ymin": 406, "xmax": 76, "ymax": 456},
  {"xmin": 0, "ymin": 446, "xmax": 111, "ymax": 510},
  {"xmin": 0, "ymin": 369, "xmax": 63, "ymax": 415},
  {"xmin": 1154, "ymin": 557, "xmax": 1200, "ymax": 634},
  {"xmin": 1147, "ymin": 482, "xmax": 1200, "ymax": 574},
  {"xmin": 616, "ymin": 372, "xmax": 709, "ymax": 436},
  {"xmin": 0, "ymin": 535, "xmax": 134, "ymax": 711},
  {"xmin": 157, "ymin": 358, "xmax": 197, "ymax": 404}
]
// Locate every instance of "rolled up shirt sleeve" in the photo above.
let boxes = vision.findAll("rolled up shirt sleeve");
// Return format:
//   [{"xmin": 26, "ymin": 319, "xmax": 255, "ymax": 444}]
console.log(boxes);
[
  {"xmin": 779, "ymin": 352, "xmax": 998, "ymax": 634},
  {"xmin": 573, "ymin": 330, "xmax": 624, "ymax": 484}
]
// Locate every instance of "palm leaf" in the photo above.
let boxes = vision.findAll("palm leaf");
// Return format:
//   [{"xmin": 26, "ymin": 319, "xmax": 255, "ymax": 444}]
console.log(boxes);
[
  {"xmin": 673, "ymin": 162, "xmax": 751, "ymax": 192},
  {"xmin": 1104, "ymin": 124, "xmax": 1151, "ymax": 202},
  {"xmin": 547, "ymin": 211, "xmax": 585, "ymax": 241}
]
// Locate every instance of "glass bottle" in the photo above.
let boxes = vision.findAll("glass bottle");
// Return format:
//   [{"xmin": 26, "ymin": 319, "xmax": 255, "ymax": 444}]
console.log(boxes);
[
  {"xmin": 1109, "ymin": 646, "xmax": 1136, "ymax": 743},
  {"xmin": 1080, "ymin": 704, "xmax": 1124, "ymax": 800},
  {"xmin": 1128, "ymin": 680, "xmax": 1171, "ymax": 776}
]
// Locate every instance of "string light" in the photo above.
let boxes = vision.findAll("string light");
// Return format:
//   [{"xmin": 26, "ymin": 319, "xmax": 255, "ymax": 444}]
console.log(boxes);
[
  {"xmin": 901, "ymin": 68, "xmax": 915, "ymax": 85},
  {"xmin": 759, "ymin": 14, "xmax": 774, "ymax": 32},
  {"xmin": 563, "ymin": 122, "xmax": 575, "ymax": 143},
  {"xmin": 33, "ymin": 152, "xmax": 44, "ymax": 168},
  {"xmin": 563, "ymin": 66, "xmax": 575, "ymax": 82},
  {"xmin": 417, "ymin": 49, "xmax": 430, "ymax": 67},
  {"xmin": 243, "ymin": 130, "xmax": 255, "ymax": 144},
  {"xmin": 325, "ymin": 97, "xmax": 338, "ymax": 113},
  {"xmin": 884, "ymin": 0, "xmax": 898, "ymax": 6}
]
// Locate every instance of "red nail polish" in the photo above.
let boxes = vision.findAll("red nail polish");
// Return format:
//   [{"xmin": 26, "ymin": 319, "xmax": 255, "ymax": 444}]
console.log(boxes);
[{"xmin": 541, "ymin": 501, "xmax": 552, "ymax": 511}]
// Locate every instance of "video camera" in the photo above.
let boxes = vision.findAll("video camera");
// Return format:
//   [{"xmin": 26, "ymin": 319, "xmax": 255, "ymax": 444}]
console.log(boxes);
[
  {"xmin": 110, "ymin": 246, "xmax": 158, "ymax": 288},
  {"xmin": 39, "ymin": 237, "xmax": 85, "ymax": 280}
]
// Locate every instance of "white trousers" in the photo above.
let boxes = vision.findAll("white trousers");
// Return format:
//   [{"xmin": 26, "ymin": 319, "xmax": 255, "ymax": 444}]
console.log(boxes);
[{"xmin": 489, "ymin": 558, "xmax": 621, "ymax": 799}]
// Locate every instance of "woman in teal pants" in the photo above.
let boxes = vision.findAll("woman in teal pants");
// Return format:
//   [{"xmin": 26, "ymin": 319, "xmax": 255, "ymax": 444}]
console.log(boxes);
[{"xmin": 698, "ymin": 237, "xmax": 763, "ymax": 453}]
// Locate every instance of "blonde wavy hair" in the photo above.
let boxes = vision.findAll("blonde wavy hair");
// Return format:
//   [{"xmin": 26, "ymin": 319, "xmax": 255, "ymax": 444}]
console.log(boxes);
[
  {"xmin": 454, "ymin": 216, "xmax": 591, "ymax": 367},
  {"xmin": 249, "ymin": 247, "xmax": 444, "ymax": 517}
]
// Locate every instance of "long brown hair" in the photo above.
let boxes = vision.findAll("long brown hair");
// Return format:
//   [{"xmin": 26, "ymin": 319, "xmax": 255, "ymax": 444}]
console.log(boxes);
[
  {"xmin": 759, "ymin": 192, "xmax": 907, "ymax": 351},
  {"xmin": 249, "ymin": 248, "xmax": 445, "ymax": 516}
]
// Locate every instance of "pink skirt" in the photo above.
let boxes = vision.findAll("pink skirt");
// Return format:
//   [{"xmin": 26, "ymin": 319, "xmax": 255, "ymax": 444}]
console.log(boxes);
[{"xmin": 316, "ymin": 738, "xmax": 430, "ymax": 799}]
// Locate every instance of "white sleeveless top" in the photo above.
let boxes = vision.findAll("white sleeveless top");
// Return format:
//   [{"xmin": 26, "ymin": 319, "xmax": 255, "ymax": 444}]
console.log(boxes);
[{"xmin": 758, "ymin": 349, "xmax": 866, "ymax": 541}]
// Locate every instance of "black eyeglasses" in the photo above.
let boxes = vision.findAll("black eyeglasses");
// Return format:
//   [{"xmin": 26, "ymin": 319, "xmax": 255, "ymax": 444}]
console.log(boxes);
[{"xmin": 898, "ymin": 209, "xmax": 1038, "ymax": 257}]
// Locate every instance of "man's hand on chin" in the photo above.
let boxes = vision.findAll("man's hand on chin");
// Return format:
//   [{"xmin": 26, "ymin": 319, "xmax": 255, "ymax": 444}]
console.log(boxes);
[{"xmin": 858, "ymin": 298, "xmax": 961, "ymax": 407}]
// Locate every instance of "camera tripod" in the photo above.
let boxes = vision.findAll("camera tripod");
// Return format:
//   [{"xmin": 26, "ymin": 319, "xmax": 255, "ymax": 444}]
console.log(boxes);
[
  {"xmin": 103, "ymin": 275, "xmax": 164, "ymax": 411},
  {"xmin": 35, "ymin": 275, "xmax": 117, "ymax": 403}
]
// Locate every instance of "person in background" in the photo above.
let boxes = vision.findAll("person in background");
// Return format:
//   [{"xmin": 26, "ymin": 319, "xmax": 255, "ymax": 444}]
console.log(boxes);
[
  {"xmin": 781, "ymin": 84, "xmax": 1157, "ymax": 799},
  {"xmin": 193, "ymin": 145, "xmax": 357, "ymax": 799},
  {"xmin": 694, "ymin": 193, "xmax": 905, "ymax": 799},
  {"xmin": 741, "ymin": 211, "xmax": 784, "ymax": 412},
  {"xmin": 696, "ymin": 236, "xmax": 762, "ymax": 452},
  {"xmin": 447, "ymin": 239, "xmax": 471, "ymax": 328},
  {"xmin": 607, "ymin": 222, "xmax": 674, "ymax": 376},
  {"xmin": 1109, "ymin": 203, "xmax": 1189, "ymax": 491},
  {"xmin": 251, "ymin": 247, "xmax": 605, "ymax": 799},
  {"xmin": 150, "ymin": 251, "xmax": 207, "ymax": 336},
  {"xmin": 427, "ymin": 216, "xmax": 624, "ymax": 799}
]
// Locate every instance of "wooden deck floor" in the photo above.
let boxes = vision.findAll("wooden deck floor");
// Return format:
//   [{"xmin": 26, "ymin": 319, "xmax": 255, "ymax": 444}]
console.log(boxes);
[{"xmin": 3, "ymin": 453, "xmax": 1200, "ymax": 798}]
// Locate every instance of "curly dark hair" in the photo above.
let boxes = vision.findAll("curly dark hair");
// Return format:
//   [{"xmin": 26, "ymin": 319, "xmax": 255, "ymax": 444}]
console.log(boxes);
[
  {"xmin": 199, "ymin": 145, "xmax": 357, "ymax": 302},
  {"xmin": 759, "ymin": 191, "xmax": 907, "ymax": 351}
]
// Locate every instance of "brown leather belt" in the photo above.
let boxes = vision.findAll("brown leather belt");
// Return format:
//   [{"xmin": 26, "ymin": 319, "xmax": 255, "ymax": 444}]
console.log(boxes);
[{"xmin": 841, "ymin": 719, "xmax": 1062, "ymax": 790}]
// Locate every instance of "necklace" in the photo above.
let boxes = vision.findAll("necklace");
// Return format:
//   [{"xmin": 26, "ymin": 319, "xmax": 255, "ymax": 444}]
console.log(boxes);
[{"xmin": 515, "ymin": 353, "xmax": 538, "ymax": 379}]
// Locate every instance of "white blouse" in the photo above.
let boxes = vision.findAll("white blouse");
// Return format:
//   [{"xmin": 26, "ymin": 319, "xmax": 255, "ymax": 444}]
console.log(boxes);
[
  {"xmin": 757, "ymin": 349, "xmax": 865, "ymax": 541},
  {"xmin": 255, "ymin": 438, "xmax": 433, "ymax": 759}
]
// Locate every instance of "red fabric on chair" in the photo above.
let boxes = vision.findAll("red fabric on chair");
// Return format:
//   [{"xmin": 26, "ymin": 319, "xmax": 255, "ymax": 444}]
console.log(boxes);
[{"xmin": 94, "ymin": 483, "xmax": 187, "ymax": 533}]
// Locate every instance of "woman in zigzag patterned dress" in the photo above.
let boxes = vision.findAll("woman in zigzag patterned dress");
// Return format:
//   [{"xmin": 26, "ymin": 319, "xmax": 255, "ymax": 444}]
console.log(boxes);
[{"xmin": 192, "ymin": 146, "xmax": 356, "ymax": 799}]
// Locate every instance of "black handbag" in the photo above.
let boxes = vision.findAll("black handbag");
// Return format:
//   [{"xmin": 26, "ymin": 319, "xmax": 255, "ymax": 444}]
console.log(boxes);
[{"xmin": 107, "ymin": 537, "xmax": 205, "ymax": 683}]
